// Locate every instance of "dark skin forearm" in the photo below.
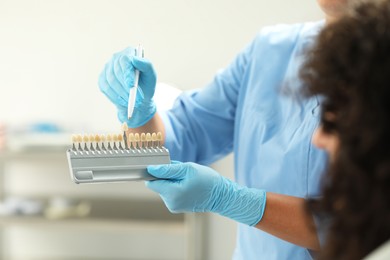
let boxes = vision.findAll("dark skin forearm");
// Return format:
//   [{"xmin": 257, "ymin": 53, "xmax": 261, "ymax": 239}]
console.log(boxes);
[
  {"xmin": 255, "ymin": 192, "xmax": 320, "ymax": 250},
  {"xmin": 129, "ymin": 114, "xmax": 320, "ymax": 250}
]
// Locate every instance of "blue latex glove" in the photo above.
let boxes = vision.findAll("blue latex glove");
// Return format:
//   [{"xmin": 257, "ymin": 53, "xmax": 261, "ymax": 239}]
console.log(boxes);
[
  {"xmin": 98, "ymin": 47, "xmax": 157, "ymax": 128},
  {"xmin": 146, "ymin": 161, "xmax": 267, "ymax": 226}
]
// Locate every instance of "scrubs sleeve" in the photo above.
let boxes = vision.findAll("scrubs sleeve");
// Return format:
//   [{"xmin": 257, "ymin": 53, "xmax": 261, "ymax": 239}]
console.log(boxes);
[
  {"xmin": 308, "ymin": 198, "xmax": 332, "ymax": 258},
  {"xmin": 160, "ymin": 38, "xmax": 256, "ymax": 165}
]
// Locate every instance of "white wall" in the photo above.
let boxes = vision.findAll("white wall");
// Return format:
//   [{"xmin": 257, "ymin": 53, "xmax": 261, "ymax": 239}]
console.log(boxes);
[
  {"xmin": 0, "ymin": 0, "xmax": 322, "ymax": 131},
  {"xmin": 0, "ymin": 0, "xmax": 323, "ymax": 259}
]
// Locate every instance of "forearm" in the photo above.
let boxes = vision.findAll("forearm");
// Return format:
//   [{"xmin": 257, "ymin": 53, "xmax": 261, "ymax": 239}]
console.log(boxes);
[
  {"xmin": 255, "ymin": 192, "xmax": 320, "ymax": 250},
  {"xmin": 133, "ymin": 115, "xmax": 319, "ymax": 250},
  {"xmin": 146, "ymin": 161, "xmax": 320, "ymax": 250},
  {"xmin": 127, "ymin": 112, "xmax": 166, "ymax": 144}
]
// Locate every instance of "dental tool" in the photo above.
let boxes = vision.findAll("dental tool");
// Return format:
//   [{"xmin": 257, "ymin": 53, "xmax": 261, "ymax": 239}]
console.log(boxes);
[{"xmin": 127, "ymin": 44, "xmax": 144, "ymax": 119}]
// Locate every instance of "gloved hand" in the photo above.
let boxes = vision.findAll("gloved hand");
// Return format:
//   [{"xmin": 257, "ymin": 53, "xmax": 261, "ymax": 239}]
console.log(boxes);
[
  {"xmin": 146, "ymin": 161, "xmax": 267, "ymax": 226},
  {"xmin": 98, "ymin": 47, "xmax": 157, "ymax": 128}
]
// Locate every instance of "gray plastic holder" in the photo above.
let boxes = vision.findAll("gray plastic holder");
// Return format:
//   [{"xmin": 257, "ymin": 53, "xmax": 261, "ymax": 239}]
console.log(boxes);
[{"xmin": 66, "ymin": 147, "xmax": 170, "ymax": 184}]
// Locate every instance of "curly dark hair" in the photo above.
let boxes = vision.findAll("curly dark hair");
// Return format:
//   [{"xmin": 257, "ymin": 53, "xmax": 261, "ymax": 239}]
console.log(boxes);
[{"xmin": 300, "ymin": 1, "xmax": 390, "ymax": 259}]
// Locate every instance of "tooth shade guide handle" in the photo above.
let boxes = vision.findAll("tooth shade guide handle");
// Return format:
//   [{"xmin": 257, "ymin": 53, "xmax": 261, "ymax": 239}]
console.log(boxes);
[
  {"xmin": 117, "ymin": 134, "xmax": 124, "ymax": 149},
  {"xmin": 100, "ymin": 134, "xmax": 107, "ymax": 150},
  {"xmin": 140, "ymin": 133, "xmax": 146, "ymax": 148},
  {"xmin": 134, "ymin": 133, "xmax": 140, "ymax": 149},
  {"xmin": 71, "ymin": 135, "xmax": 78, "ymax": 150},
  {"xmin": 112, "ymin": 134, "xmax": 119, "ymax": 150}
]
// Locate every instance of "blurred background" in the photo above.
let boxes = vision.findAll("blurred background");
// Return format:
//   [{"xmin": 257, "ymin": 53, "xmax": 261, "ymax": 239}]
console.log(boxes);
[{"xmin": 0, "ymin": 0, "xmax": 322, "ymax": 259}]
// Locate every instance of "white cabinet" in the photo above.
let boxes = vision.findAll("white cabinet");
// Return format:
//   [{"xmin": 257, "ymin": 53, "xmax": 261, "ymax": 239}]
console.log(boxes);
[{"xmin": 0, "ymin": 146, "xmax": 205, "ymax": 260}]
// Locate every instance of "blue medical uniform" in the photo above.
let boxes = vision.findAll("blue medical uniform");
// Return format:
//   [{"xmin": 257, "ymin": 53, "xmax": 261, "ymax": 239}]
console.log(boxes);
[{"xmin": 161, "ymin": 21, "xmax": 327, "ymax": 260}]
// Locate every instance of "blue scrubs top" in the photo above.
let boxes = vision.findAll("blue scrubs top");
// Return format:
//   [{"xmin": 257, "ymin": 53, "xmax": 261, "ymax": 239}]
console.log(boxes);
[{"xmin": 161, "ymin": 21, "xmax": 327, "ymax": 260}]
